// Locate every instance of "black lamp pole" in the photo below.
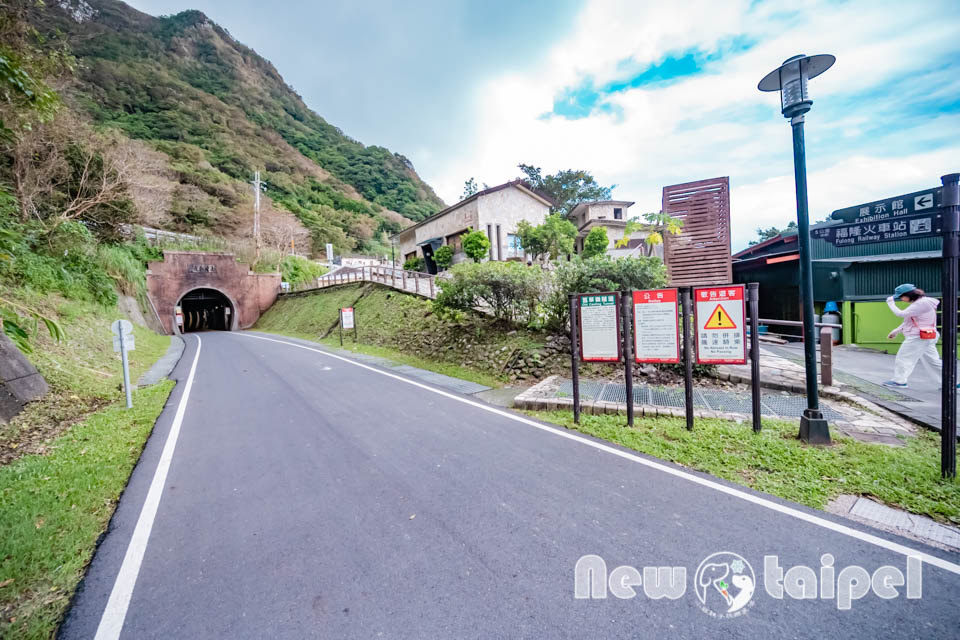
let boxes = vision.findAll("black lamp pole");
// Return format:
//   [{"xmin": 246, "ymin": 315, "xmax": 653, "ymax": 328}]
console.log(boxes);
[{"xmin": 759, "ymin": 54, "xmax": 836, "ymax": 444}]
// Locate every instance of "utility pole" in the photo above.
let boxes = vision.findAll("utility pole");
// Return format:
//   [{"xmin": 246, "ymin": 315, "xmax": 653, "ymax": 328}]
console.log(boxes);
[{"xmin": 252, "ymin": 171, "xmax": 263, "ymax": 265}]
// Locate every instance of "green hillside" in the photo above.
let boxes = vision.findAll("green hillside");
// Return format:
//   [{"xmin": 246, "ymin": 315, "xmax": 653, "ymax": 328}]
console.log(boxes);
[{"xmin": 26, "ymin": 0, "xmax": 444, "ymax": 255}]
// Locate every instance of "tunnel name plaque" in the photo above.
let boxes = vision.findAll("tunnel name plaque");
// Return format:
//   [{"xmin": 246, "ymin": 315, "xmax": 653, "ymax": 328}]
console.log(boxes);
[{"xmin": 188, "ymin": 264, "xmax": 217, "ymax": 273}]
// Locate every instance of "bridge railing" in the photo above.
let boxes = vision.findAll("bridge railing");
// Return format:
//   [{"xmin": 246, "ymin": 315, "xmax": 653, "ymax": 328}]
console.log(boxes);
[{"xmin": 287, "ymin": 266, "xmax": 441, "ymax": 299}]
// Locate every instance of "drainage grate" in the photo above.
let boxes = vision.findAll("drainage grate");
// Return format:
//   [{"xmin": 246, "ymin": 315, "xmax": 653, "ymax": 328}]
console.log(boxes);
[
  {"xmin": 558, "ymin": 380, "xmax": 605, "ymax": 401},
  {"xmin": 761, "ymin": 394, "xmax": 843, "ymax": 420},
  {"xmin": 599, "ymin": 384, "xmax": 649, "ymax": 405},
  {"xmin": 699, "ymin": 389, "xmax": 755, "ymax": 415},
  {"xmin": 649, "ymin": 387, "xmax": 688, "ymax": 408}
]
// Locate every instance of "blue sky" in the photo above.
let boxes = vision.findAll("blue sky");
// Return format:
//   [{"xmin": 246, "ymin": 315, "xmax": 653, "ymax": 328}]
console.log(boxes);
[{"xmin": 127, "ymin": 0, "xmax": 960, "ymax": 250}]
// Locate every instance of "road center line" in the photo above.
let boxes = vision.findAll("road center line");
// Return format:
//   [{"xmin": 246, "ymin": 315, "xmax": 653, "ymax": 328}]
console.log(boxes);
[
  {"xmin": 94, "ymin": 335, "xmax": 203, "ymax": 640},
  {"xmin": 236, "ymin": 332, "xmax": 960, "ymax": 577}
]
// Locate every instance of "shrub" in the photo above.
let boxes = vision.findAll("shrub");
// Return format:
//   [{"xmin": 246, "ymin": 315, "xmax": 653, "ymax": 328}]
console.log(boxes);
[
  {"xmin": 582, "ymin": 226, "xmax": 609, "ymax": 259},
  {"xmin": 280, "ymin": 254, "xmax": 327, "ymax": 286},
  {"xmin": 434, "ymin": 261, "xmax": 547, "ymax": 324},
  {"xmin": 403, "ymin": 256, "xmax": 426, "ymax": 272},
  {"xmin": 461, "ymin": 227, "xmax": 491, "ymax": 263},
  {"xmin": 546, "ymin": 255, "xmax": 667, "ymax": 330},
  {"xmin": 433, "ymin": 245, "xmax": 454, "ymax": 270}
]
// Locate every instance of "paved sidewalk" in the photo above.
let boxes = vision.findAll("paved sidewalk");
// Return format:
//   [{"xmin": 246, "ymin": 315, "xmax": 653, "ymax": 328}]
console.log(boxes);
[{"xmin": 754, "ymin": 342, "xmax": 954, "ymax": 433}]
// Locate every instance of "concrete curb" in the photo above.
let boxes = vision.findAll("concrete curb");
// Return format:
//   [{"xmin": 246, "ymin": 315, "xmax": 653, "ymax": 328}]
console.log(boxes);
[{"xmin": 136, "ymin": 335, "xmax": 185, "ymax": 388}]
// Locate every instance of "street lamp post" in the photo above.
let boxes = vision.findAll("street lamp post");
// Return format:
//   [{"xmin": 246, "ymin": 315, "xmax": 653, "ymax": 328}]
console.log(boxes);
[{"xmin": 759, "ymin": 54, "xmax": 835, "ymax": 444}]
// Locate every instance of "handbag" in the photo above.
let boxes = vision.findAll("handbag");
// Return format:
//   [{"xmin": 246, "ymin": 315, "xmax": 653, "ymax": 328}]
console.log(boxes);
[{"xmin": 911, "ymin": 317, "xmax": 937, "ymax": 340}]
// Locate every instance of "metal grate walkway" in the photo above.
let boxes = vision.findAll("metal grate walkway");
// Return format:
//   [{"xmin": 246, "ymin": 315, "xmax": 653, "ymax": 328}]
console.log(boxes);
[{"xmin": 555, "ymin": 380, "xmax": 843, "ymax": 420}]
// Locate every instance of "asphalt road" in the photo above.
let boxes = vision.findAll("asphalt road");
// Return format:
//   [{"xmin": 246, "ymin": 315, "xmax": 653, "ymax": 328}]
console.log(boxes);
[{"xmin": 61, "ymin": 331, "xmax": 960, "ymax": 639}]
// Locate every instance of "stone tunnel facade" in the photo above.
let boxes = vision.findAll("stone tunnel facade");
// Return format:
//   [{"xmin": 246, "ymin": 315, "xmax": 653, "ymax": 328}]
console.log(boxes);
[{"xmin": 146, "ymin": 251, "xmax": 281, "ymax": 335}]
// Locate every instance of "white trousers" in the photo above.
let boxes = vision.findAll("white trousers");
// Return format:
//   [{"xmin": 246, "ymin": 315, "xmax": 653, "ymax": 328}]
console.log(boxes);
[{"xmin": 892, "ymin": 336, "xmax": 942, "ymax": 385}]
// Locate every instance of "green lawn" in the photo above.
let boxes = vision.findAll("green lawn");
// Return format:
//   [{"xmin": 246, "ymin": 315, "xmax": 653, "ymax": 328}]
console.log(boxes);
[
  {"xmin": 0, "ymin": 293, "xmax": 174, "ymax": 638},
  {"xmin": 526, "ymin": 411, "xmax": 960, "ymax": 525}
]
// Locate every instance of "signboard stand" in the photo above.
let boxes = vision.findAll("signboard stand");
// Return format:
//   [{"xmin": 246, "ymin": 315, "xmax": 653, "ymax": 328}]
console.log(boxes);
[
  {"xmin": 111, "ymin": 319, "xmax": 135, "ymax": 409},
  {"xmin": 680, "ymin": 288, "xmax": 694, "ymax": 430},
  {"xmin": 747, "ymin": 283, "xmax": 762, "ymax": 433},
  {"xmin": 568, "ymin": 295, "xmax": 581, "ymax": 424},
  {"xmin": 620, "ymin": 292, "xmax": 634, "ymax": 427},
  {"xmin": 339, "ymin": 307, "xmax": 357, "ymax": 346},
  {"xmin": 941, "ymin": 173, "xmax": 959, "ymax": 478}
]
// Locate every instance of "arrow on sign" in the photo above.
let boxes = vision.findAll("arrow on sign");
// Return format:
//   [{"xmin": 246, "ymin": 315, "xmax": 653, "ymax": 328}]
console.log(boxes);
[{"xmin": 915, "ymin": 194, "xmax": 934, "ymax": 211}]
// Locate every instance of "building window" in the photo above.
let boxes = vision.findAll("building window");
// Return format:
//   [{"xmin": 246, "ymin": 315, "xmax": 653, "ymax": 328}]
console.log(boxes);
[{"xmin": 614, "ymin": 207, "xmax": 623, "ymax": 220}]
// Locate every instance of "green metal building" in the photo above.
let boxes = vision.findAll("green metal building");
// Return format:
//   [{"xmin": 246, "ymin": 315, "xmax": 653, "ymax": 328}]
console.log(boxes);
[{"xmin": 733, "ymin": 228, "xmax": 947, "ymax": 354}]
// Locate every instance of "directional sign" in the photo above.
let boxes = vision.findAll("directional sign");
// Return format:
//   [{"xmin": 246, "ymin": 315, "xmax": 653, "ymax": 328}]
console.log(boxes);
[
  {"xmin": 111, "ymin": 319, "xmax": 133, "ymax": 336},
  {"xmin": 633, "ymin": 289, "xmax": 679, "ymax": 364},
  {"xmin": 578, "ymin": 292, "xmax": 621, "ymax": 362},
  {"xmin": 812, "ymin": 212, "xmax": 942, "ymax": 247},
  {"xmin": 694, "ymin": 285, "xmax": 746, "ymax": 365},
  {"xmin": 830, "ymin": 187, "xmax": 942, "ymax": 224}
]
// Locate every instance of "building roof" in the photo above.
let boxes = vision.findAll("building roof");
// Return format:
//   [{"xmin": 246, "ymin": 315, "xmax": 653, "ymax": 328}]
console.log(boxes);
[
  {"xmin": 815, "ymin": 250, "xmax": 941, "ymax": 264},
  {"xmin": 568, "ymin": 200, "xmax": 635, "ymax": 220},
  {"xmin": 391, "ymin": 180, "xmax": 555, "ymax": 240},
  {"xmin": 731, "ymin": 230, "xmax": 798, "ymax": 261}
]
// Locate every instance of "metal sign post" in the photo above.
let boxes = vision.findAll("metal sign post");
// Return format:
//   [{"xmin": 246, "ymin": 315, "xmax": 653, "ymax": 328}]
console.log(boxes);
[
  {"xmin": 111, "ymin": 319, "xmax": 135, "ymax": 409},
  {"xmin": 941, "ymin": 173, "xmax": 959, "ymax": 478},
  {"xmin": 620, "ymin": 292, "xmax": 634, "ymax": 427},
  {"xmin": 747, "ymin": 283, "xmax": 762, "ymax": 432},
  {"xmin": 568, "ymin": 295, "xmax": 581, "ymax": 424},
  {"xmin": 680, "ymin": 288, "xmax": 694, "ymax": 431}
]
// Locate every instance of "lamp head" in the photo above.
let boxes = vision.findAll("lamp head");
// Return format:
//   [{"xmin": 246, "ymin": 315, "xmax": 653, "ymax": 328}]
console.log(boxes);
[{"xmin": 758, "ymin": 54, "xmax": 835, "ymax": 119}]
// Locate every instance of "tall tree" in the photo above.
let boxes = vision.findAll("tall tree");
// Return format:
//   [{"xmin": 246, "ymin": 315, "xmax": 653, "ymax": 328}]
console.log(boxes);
[
  {"xmin": 518, "ymin": 164, "xmax": 613, "ymax": 215},
  {"xmin": 750, "ymin": 221, "xmax": 797, "ymax": 246},
  {"xmin": 462, "ymin": 177, "xmax": 478, "ymax": 200}
]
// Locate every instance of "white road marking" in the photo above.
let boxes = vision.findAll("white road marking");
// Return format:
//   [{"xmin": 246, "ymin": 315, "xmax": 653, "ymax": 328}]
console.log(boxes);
[
  {"xmin": 94, "ymin": 335, "xmax": 203, "ymax": 640},
  {"xmin": 237, "ymin": 332, "xmax": 960, "ymax": 577}
]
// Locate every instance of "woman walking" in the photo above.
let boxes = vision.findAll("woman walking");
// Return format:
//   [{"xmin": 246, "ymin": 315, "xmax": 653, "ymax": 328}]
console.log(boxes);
[{"xmin": 883, "ymin": 283, "xmax": 946, "ymax": 388}]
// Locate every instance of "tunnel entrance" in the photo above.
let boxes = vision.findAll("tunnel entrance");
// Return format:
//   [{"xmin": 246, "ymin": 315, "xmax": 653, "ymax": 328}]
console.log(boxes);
[{"xmin": 177, "ymin": 288, "xmax": 234, "ymax": 332}]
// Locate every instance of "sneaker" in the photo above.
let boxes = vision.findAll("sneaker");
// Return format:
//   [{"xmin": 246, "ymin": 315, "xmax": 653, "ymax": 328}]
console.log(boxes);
[{"xmin": 883, "ymin": 380, "xmax": 908, "ymax": 388}]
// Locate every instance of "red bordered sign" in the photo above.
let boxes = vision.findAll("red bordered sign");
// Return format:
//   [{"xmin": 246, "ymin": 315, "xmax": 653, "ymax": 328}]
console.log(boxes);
[
  {"xmin": 577, "ymin": 292, "xmax": 621, "ymax": 362},
  {"xmin": 633, "ymin": 288, "xmax": 680, "ymax": 364},
  {"xmin": 340, "ymin": 307, "xmax": 355, "ymax": 330},
  {"xmin": 693, "ymin": 284, "xmax": 746, "ymax": 365}
]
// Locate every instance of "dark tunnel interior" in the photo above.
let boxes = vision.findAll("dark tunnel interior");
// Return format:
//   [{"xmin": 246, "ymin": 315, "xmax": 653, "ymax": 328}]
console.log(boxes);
[{"xmin": 177, "ymin": 288, "xmax": 233, "ymax": 332}]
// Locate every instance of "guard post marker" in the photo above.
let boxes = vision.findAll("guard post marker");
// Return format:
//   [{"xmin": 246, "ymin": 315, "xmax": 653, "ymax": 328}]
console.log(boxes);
[
  {"xmin": 568, "ymin": 294, "xmax": 580, "ymax": 425},
  {"xmin": 747, "ymin": 282, "xmax": 761, "ymax": 432},
  {"xmin": 680, "ymin": 288, "xmax": 694, "ymax": 430},
  {"xmin": 941, "ymin": 172, "xmax": 959, "ymax": 478}
]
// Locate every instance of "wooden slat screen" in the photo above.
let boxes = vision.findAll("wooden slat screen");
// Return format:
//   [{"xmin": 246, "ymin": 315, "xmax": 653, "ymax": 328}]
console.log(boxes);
[{"xmin": 662, "ymin": 177, "xmax": 732, "ymax": 286}]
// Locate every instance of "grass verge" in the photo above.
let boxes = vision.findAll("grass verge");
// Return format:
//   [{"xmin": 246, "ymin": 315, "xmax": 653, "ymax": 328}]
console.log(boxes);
[
  {"xmin": 526, "ymin": 410, "xmax": 960, "ymax": 525},
  {"xmin": 0, "ymin": 382, "xmax": 173, "ymax": 638},
  {"xmin": 0, "ymin": 290, "xmax": 174, "ymax": 637},
  {"xmin": 256, "ymin": 328, "xmax": 505, "ymax": 389}
]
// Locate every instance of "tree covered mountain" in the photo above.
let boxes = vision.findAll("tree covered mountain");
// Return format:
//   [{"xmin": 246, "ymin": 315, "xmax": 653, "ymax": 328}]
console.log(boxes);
[{"xmin": 27, "ymin": 0, "xmax": 444, "ymax": 255}]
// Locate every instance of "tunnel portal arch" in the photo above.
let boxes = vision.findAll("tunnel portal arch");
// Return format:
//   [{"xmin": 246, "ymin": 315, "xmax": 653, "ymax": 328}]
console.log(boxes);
[{"xmin": 146, "ymin": 251, "xmax": 281, "ymax": 335}]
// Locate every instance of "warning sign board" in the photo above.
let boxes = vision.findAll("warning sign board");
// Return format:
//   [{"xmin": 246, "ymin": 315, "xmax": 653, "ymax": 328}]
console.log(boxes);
[
  {"xmin": 578, "ymin": 292, "xmax": 621, "ymax": 362},
  {"xmin": 694, "ymin": 285, "xmax": 746, "ymax": 364},
  {"xmin": 633, "ymin": 289, "xmax": 679, "ymax": 364}
]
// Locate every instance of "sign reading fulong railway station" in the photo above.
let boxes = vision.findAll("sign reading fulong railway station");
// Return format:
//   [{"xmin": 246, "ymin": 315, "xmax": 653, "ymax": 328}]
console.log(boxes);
[
  {"xmin": 578, "ymin": 292, "xmax": 621, "ymax": 362},
  {"xmin": 632, "ymin": 289, "xmax": 680, "ymax": 364},
  {"xmin": 815, "ymin": 187, "xmax": 944, "ymax": 247},
  {"xmin": 694, "ymin": 285, "xmax": 746, "ymax": 365}
]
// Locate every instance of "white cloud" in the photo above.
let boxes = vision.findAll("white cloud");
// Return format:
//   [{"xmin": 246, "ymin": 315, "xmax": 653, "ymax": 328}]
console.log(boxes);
[{"xmin": 420, "ymin": 0, "xmax": 960, "ymax": 251}]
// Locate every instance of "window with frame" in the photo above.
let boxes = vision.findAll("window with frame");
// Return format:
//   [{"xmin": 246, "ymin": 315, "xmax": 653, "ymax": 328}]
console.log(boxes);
[{"xmin": 614, "ymin": 207, "xmax": 623, "ymax": 220}]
